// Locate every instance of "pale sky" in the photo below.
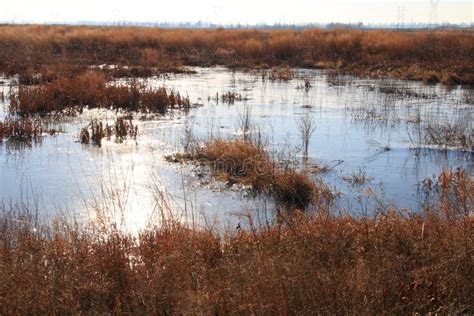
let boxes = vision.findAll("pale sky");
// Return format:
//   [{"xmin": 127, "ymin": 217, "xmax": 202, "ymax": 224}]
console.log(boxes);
[{"xmin": 1, "ymin": 0, "xmax": 472, "ymax": 25}]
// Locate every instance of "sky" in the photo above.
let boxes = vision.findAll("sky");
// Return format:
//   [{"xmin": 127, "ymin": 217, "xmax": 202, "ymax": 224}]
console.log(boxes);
[{"xmin": 0, "ymin": 0, "xmax": 472, "ymax": 25}]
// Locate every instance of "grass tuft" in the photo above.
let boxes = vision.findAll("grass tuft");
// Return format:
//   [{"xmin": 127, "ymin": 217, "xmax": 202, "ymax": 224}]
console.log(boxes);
[{"xmin": 167, "ymin": 139, "xmax": 333, "ymax": 209}]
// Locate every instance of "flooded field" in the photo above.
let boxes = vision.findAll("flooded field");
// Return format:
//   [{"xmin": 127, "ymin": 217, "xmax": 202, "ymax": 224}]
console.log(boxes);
[{"xmin": 0, "ymin": 67, "xmax": 472, "ymax": 231}]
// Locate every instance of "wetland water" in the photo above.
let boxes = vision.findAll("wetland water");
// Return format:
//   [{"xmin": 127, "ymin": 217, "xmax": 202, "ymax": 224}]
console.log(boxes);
[{"xmin": 0, "ymin": 68, "xmax": 472, "ymax": 231}]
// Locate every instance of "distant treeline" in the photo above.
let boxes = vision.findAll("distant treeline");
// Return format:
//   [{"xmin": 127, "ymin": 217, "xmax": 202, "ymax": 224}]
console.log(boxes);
[{"xmin": 2, "ymin": 21, "xmax": 473, "ymax": 30}]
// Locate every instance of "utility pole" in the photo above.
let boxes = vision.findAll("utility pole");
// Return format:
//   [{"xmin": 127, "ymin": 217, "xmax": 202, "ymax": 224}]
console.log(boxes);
[
  {"xmin": 401, "ymin": 6, "xmax": 405, "ymax": 29},
  {"xmin": 430, "ymin": 0, "xmax": 440, "ymax": 28},
  {"xmin": 397, "ymin": 6, "xmax": 401, "ymax": 29},
  {"xmin": 397, "ymin": 5, "xmax": 405, "ymax": 30}
]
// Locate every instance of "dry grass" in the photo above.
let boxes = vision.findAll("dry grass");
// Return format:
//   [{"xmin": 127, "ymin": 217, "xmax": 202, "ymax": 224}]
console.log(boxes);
[
  {"xmin": 407, "ymin": 119, "xmax": 473, "ymax": 152},
  {"xmin": 343, "ymin": 169, "xmax": 374, "ymax": 186},
  {"xmin": 14, "ymin": 64, "xmax": 193, "ymax": 85},
  {"xmin": 167, "ymin": 139, "xmax": 332, "ymax": 209},
  {"xmin": 266, "ymin": 68, "xmax": 294, "ymax": 81},
  {"xmin": 176, "ymin": 139, "xmax": 274, "ymax": 190},
  {"xmin": 272, "ymin": 170, "xmax": 322, "ymax": 210},
  {"xmin": 425, "ymin": 123, "xmax": 473, "ymax": 152},
  {"xmin": 0, "ymin": 116, "xmax": 43, "ymax": 140},
  {"xmin": 433, "ymin": 168, "xmax": 474, "ymax": 218},
  {"xmin": 0, "ymin": 25, "xmax": 472, "ymax": 84},
  {"xmin": 219, "ymin": 91, "xmax": 247, "ymax": 104},
  {"xmin": 80, "ymin": 116, "xmax": 138, "ymax": 146},
  {"xmin": 0, "ymin": 204, "xmax": 472, "ymax": 314},
  {"xmin": 0, "ymin": 169, "xmax": 472, "ymax": 314},
  {"xmin": 15, "ymin": 63, "xmax": 88, "ymax": 85},
  {"xmin": 10, "ymin": 71, "xmax": 191, "ymax": 115}
]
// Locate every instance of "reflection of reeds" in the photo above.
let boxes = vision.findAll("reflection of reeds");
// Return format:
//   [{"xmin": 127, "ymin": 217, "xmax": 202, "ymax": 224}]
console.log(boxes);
[
  {"xmin": 80, "ymin": 116, "xmax": 138, "ymax": 147},
  {"xmin": 0, "ymin": 116, "xmax": 43, "ymax": 140},
  {"xmin": 220, "ymin": 91, "xmax": 245, "ymax": 104},
  {"xmin": 408, "ymin": 118, "xmax": 474, "ymax": 152},
  {"xmin": 343, "ymin": 169, "xmax": 374, "ymax": 186},
  {"xmin": 462, "ymin": 89, "xmax": 473, "ymax": 105},
  {"xmin": 265, "ymin": 68, "xmax": 293, "ymax": 81},
  {"xmin": 422, "ymin": 122, "xmax": 473, "ymax": 152},
  {"xmin": 378, "ymin": 86, "xmax": 436, "ymax": 99}
]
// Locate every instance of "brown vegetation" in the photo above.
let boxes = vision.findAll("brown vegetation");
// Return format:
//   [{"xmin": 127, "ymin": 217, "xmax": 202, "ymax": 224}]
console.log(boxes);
[
  {"xmin": 220, "ymin": 91, "xmax": 246, "ymax": 104},
  {"xmin": 14, "ymin": 64, "xmax": 193, "ymax": 85},
  {"xmin": 80, "ymin": 116, "xmax": 138, "ymax": 146},
  {"xmin": 0, "ymin": 116, "xmax": 43, "ymax": 140},
  {"xmin": 167, "ymin": 139, "xmax": 332, "ymax": 209},
  {"xmin": 432, "ymin": 168, "xmax": 473, "ymax": 218},
  {"xmin": 425, "ymin": 123, "xmax": 473, "ymax": 152},
  {"xmin": 0, "ymin": 202, "xmax": 472, "ymax": 314},
  {"xmin": 343, "ymin": 169, "xmax": 374, "ymax": 186},
  {"xmin": 10, "ymin": 71, "xmax": 190, "ymax": 115},
  {"xmin": 0, "ymin": 25, "xmax": 472, "ymax": 84},
  {"xmin": 266, "ymin": 67, "xmax": 294, "ymax": 81},
  {"xmin": 0, "ymin": 24, "xmax": 473, "ymax": 315}
]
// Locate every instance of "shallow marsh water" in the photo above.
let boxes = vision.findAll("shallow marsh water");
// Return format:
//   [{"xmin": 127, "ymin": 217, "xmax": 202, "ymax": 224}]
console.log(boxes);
[{"xmin": 0, "ymin": 68, "xmax": 472, "ymax": 231}]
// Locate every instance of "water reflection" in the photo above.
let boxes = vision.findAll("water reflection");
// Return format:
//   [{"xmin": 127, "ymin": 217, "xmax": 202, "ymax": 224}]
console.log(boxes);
[{"xmin": 0, "ymin": 68, "xmax": 472, "ymax": 232}]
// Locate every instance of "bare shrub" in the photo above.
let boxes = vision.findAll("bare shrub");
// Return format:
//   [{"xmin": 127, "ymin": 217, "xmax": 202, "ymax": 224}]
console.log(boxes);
[{"xmin": 297, "ymin": 110, "xmax": 316, "ymax": 159}]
